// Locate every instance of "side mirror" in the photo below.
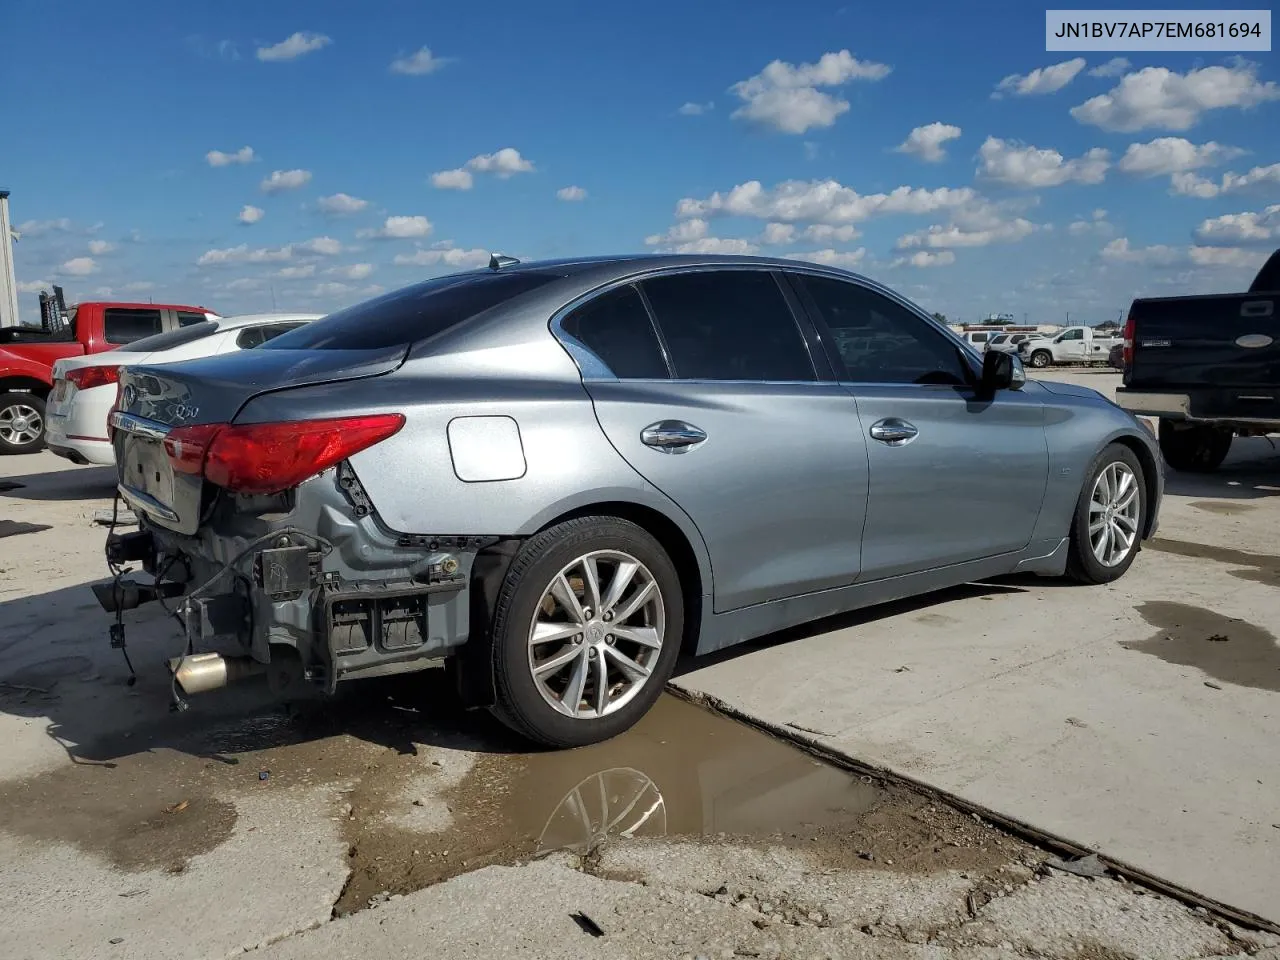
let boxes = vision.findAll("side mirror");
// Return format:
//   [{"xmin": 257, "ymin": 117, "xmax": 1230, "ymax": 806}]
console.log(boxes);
[{"xmin": 981, "ymin": 349, "xmax": 1025, "ymax": 392}]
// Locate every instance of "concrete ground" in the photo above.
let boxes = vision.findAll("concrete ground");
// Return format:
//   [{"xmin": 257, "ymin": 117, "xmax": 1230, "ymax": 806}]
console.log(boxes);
[
  {"xmin": 1, "ymin": 368, "xmax": 1278, "ymax": 959},
  {"xmin": 676, "ymin": 368, "xmax": 1280, "ymax": 926}
]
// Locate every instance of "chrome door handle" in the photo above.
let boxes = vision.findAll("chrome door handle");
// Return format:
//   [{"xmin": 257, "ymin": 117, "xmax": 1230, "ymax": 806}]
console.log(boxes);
[
  {"xmin": 869, "ymin": 418, "xmax": 918, "ymax": 446},
  {"xmin": 641, "ymin": 420, "xmax": 707, "ymax": 451}
]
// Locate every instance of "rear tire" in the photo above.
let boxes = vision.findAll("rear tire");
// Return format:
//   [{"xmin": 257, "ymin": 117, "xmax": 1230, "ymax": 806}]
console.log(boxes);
[
  {"xmin": 0, "ymin": 392, "xmax": 47, "ymax": 454},
  {"xmin": 1158, "ymin": 420, "xmax": 1232, "ymax": 473},
  {"xmin": 488, "ymin": 516, "xmax": 683, "ymax": 748},
  {"xmin": 1065, "ymin": 443, "xmax": 1147, "ymax": 585},
  {"xmin": 1029, "ymin": 350, "xmax": 1052, "ymax": 369}
]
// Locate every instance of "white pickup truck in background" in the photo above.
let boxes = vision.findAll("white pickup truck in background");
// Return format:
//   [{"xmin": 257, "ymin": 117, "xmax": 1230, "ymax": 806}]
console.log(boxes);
[{"xmin": 1017, "ymin": 326, "xmax": 1121, "ymax": 369}]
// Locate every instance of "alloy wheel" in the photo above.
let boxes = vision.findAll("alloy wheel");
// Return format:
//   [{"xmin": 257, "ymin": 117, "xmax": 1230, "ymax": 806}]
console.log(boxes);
[
  {"xmin": 1089, "ymin": 461, "xmax": 1140, "ymax": 567},
  {"xmin": 0, "ymin": 403, "xmax": 43, "ymax": 447},
  {"xmin": 527, "ymin": 550, "xmax": 666, "ymax": 719}
]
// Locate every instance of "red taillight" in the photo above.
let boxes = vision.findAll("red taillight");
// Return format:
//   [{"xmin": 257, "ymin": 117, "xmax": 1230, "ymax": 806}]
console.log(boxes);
[
  {"xmin": 177, "ymin": 414, "xmax": 407, "ymax": 495},
  {"xmin": 164, "ymin": 423, "xmax": 224, "ymax": 475},
  {"xmin": 66, "ymin": 365, "xmax": 120, "ymax": 391},
  {"xmin": 1122, "ymin": 313, "xmax": 1135, "ymax": 369}
]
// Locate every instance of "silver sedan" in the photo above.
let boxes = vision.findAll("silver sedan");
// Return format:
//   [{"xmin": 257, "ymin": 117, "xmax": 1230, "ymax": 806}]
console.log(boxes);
[{"xmin": 102, "ymin": 255, "xmax": 1163, "ymax": 747}]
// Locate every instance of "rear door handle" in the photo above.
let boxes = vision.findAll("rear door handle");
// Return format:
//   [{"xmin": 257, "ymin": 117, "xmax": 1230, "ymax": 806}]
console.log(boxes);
[
  {"xmin": 1241, "ymin": 300, "xmax": 1275, "ymax": 318},
  {"xmin": 641, "ymin": 420, "xmax": 707, "ymax": 451},
  {"xmin": 869, "ymin": 418, "xmax": 918, "ymax": 446}
]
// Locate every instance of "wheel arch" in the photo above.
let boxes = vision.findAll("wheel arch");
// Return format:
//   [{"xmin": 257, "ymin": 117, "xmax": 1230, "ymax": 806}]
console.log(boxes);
[
  {"xmin": 1106, "ymin": 432, "xmax": 1160, "ymax": 539},
  {"xmin": 0, "ymin": 376, "xmax": 52, "ymax": 399}
]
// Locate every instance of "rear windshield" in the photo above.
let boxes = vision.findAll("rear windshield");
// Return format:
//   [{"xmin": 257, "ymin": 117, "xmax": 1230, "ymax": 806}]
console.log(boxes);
[
  {"xmin": 117, "ymin": 320, "xmax": 219, "ymax": 353},
  {"xmin": 262, "ymin": 271, "xmax": 560, "ymax": 351}
]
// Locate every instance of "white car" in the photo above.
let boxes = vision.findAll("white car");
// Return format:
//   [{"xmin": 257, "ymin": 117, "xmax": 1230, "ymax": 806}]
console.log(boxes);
[
  {"xmin": 46, "ymin": 313, "xmax": 322, "ymax": 466},
  {"xmin": 985, "ymin": 333, "xmax": 1033, "ymax": 355}
]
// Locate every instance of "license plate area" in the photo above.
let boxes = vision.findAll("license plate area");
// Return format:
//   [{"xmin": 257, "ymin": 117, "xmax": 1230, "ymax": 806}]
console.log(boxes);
[{"xmin": 112, "ymin": 413, "xmax": 205, "ymax": 534}]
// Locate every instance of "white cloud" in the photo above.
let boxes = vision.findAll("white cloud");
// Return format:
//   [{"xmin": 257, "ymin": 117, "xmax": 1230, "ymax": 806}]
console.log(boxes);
[
  {"xmin": 894, "ymin": 122, "xmax": 962, "ymax": 163},
  {"xmin": 465, "ymin": 147, "xmax": 535, "ymax": 178},
  {"xmin": 431, "ymin": 168, "xmax": 474, "ymax": 190},
  {"xmin": 994, "ymin": 58, "xmax": 1086, "ymax": 97},
  {"xmin": 123, "ymin": 281, "xmax": 155, "ymax": 292},
  {"xmin": 675, "ymin": 179, "xmax": 976, "ymax": 224},
  {"xmin": 328, "ymin": 263, "xmax": 375, "ymax": 280},
  {"xmin": 1088, "ymin": 57, "xmax": 1131, "ymax": 78},
  {"xmin": 93, "ymin": 287, "xmax": 115, "ymax": 297},
  {"xmin": 1170, "ymin": 162, "xmax": 1280, "ymax": 198},
  {"xmin": 1117, "ymin": 137, "xmax": 1245, "ymax": 176},
  {"xmin": 312, "ymin": 281, "xmax": 354, "ymax": 297},
  {"xmin": 1072, "ymin": 62, "xmax": 1280, "ymax": 132},
  {"xmin": 760, "ymin": 222, "xmax": 796, "ymax": 245},
  {"xmin": 238, "ymin": 205, "xmax": 265, "ymax": 225},
  {"xmin": 256, "ymin": 32, "xmax": 331, "ymax": 62},
  {"xmin": 892, "ymin": 251, "xmax": 956, "ymax": 268},
  {"xmin": 260, "ymin": 169, "xmax": 312, "ymax": 193},
  {"xmin": 729, "ymin": 49, "xmax": 892, "ymax": 135},
  {"xmin": 14, "ymin": 218, "xmax": 73, "ymax": 238},
  {"xmin": 1101, "ymin": 237, "xmax": 1184, "ymax": 266},
  {"xmin": 678, "ymin": 101, "xmax": 714, "ymax": 116},
  {"xmin": 1188, "ymin": 245, "xmax": 1268, "ymax": 269},
  {"xmin": 87, "ymin": 240, "xmax": 115, "ymax": 255},
  {"xmin": 1194, "ymin": 205, "xmax": 1280, "ymax": 245},
  {"xmin": 316, "ymin": 193, "xmax": 369, "ymax": 215},
  {"xmin": 206, "ymin": 146, "xmax": 256, "ymax": 167},
  {"xmin": 785, "ymin": 248, "xmax": 867, "ymax": 268},
  {"xmin": 16, "ymin": 279, "xmax": 51, "ymax": 294},
  {"xmin": 556, "ymin": 185, "xmax": 587, "ymax": 201},
  {"xmin": 58, "ymin": 257, "xmax": 98, "ymax": 276},
  {"xmin": 803, "ymin": 224, "xmax": 861, "ymax": 243},
  {"xmin": 298, "ymin": 236, "xmax": 343, "ymax": 255},
  {"xmin": 357, "ymin": 215, "xmax": 433, "ymax": 240},
  {"xmin": 277, "ymin": 264, "xmax": 316, "ymax": 279},
  {"xmin": 671, "ymin": 237, "xmax": 760, "ymax": 255},
  {"xmin": 389, "ymin": 47, "xmax": 448, "ymax": 75},
  {"xmin": 1068, "ymin": 210, "xmax": 1114, "ymax": 236},
  {"xmin": 392, "ymin": 246, "xmax": 491, "ymax": 269},
  {"xmin": 977, "ymin": 137, "xmax": 1109, "ymax": 188},
  {"xmin": 225, "ymin": 278, "xmax": 265, "ymax": 292},
  {"xmin": 897, "ymin": 218, "xmax": 1037, "ymax": 249},
  {"xmin": 645, "ymin": 219, "xmax": 710, "ymax": 246},
  {"xmin": 196, "ymin": 244, "xmax": 293, "ymax": 266}
]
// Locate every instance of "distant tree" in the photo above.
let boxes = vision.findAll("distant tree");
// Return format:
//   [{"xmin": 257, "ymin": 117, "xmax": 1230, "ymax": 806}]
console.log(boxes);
[{"xmin": 931, "ymin": 311, "xmax": 947, "ymax": 323}]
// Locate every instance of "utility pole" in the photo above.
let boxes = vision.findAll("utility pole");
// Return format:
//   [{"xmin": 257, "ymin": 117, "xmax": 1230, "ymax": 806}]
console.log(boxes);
[{"xmin": 0, "ymin": 190, "xmax": 20, "ymax": 328}]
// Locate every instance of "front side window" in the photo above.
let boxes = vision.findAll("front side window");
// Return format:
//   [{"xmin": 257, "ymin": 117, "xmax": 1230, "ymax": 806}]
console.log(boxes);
[
  {"xmin": 1059, "ymin": 328, "xmax": 1083, "ymax": 341},
  {"xmin": 103, "ymin": 308, "xmax": 164, "ymax": 345},
  {"xmin": 640, "ymin": 270, "xmax": 815, "ymax": 382},
  {"xmin": 971, "ymin": 332, "xmax": 989, "ymax": 344},
  {"xmin": 792, "ymin": 274, "xmax": 970, "ymax": 386},
  {"xmin": 560, "ymin": 285, "xmax": 669, "ymax": 379}
]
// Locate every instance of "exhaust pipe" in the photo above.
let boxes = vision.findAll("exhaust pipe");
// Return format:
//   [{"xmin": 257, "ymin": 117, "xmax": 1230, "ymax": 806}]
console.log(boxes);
[{"xmin": 168, "ymin": 652, "xmax": 266, "ymax": 695}]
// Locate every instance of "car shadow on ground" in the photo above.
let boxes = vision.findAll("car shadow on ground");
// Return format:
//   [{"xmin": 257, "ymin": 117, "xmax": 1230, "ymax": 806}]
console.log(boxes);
[
  {"xmin": 0, "ymin": 463, "xmax": 116, "ymax": 502},
  {"xmin": 1162, "ymin": 437, "xmax": 1280, "ymax": 501},
  {"xmin": 0, "ymin": 580, "xmax": 529, "ymax": 772}
]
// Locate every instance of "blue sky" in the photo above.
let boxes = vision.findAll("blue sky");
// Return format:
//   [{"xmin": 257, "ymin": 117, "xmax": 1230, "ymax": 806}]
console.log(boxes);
[{"xmin": 3, "ymin": 0, "xmax": 1277, "ymax": 325}]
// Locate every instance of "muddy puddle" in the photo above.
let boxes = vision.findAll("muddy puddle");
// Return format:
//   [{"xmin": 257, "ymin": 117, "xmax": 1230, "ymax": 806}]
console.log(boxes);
[
  {"xmin": 0, "ymin": 679, "xmax": 1027, "ymax": 918},
  {"xmin": 1147, "ymin": 538, "xmax": 1280, "ymax": 588},
  {"xmin": 1129, "ymin": 601, "xmax": 1280, "ymax": 692}
]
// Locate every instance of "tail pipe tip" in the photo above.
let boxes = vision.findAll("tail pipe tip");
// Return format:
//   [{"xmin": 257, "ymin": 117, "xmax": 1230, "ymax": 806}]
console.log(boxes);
[{"xmin": 168, "ymin": 652, "xmax": 266, "ymax": 695}]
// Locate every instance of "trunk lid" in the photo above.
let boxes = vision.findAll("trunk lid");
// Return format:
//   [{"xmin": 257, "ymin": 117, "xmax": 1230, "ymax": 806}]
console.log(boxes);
[
  {"xmin": 112, "ymin": 345, "xmax": 406, "ymax": 534},
  {"xmin": 1126, "ymin": 292, "xmax": 1280, "ymax": 392}
]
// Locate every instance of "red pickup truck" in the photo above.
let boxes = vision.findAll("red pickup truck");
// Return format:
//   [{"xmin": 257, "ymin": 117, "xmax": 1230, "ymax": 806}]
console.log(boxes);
[{"xmin": 0, "ymin": 299, "xmax": 218, "ymax": 454}]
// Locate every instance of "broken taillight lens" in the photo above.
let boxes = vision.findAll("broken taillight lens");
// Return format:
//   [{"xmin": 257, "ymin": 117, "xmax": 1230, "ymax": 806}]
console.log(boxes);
[
  {"xmin": 168, "ymin": 414, "xmax": 406, "ymax": 495},
  {"xmin": 66, "ymin": 365, "xmax": 120, "ymax": 391}
]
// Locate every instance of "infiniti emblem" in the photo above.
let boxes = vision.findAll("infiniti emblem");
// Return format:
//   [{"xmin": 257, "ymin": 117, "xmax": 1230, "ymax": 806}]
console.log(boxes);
[{"xmin": 122, "ymin": 384, "xmax": 137, "ymax": 407}]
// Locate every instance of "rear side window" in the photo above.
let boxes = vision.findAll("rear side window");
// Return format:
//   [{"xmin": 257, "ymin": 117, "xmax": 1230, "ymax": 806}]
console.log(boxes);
[
  {"xmin": 120, "ymin": 320, "xmax": 219, "ymax": 353},
  {"xmin": 640, "ymin": 271, "xmax": 815, "ymax": 382},
  {"xmin": 561, "ymin": 286, "xmax": 669, "ymax": 379},
  {"xmin": 237, "ymin": 322, "xmax": 308, "ymax": 349},
  {"xmin": 176, "ymin": 311, "xmax": 208, "ymax": 327},
  {"xmin": 970, "ymin": 332, "xmax": 989, "ymax": 344},
  {"xmin": 104, "ymin": 308, "xmax": 164, "ymax": 345},
  {"xmin": 262, "ymin": 272, "xmax": 559, "ymax": 351}
]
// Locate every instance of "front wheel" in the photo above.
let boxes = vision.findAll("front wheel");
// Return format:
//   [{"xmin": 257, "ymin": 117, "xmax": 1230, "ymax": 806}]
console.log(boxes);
[
  {"xmin": 0, "ymin": 392, "xmax": 47, "ymax": 454},
  {"xmin": 488, "ymin": 516, "xmax": 683, "ymax": 748},
  {"xmin": 1029, "ymin": 350, "xmax": 1053, "ymax": 369},
  {"xmin": 1065, "ymin": 444, "xmax": 1147, "ymax": 585}
]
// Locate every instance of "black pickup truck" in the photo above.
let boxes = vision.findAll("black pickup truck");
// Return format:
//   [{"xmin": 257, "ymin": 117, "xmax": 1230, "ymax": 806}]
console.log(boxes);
[{"xmin": 1116, "ymin": 248, "xmax": 1280, "ymax": 472}]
